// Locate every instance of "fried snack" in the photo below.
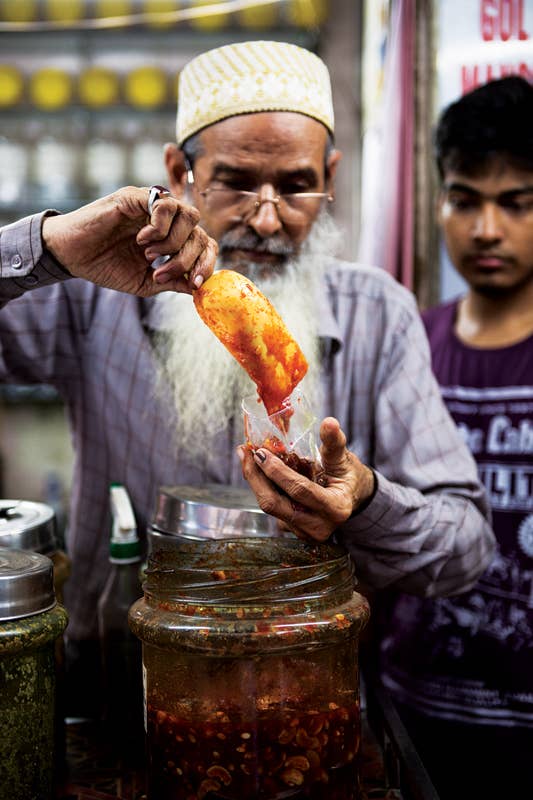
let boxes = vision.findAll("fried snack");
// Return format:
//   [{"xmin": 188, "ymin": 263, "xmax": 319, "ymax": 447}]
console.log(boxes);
[{"xmin": 193, "ymin": 269, "xmax": 308, "ymax": 416}]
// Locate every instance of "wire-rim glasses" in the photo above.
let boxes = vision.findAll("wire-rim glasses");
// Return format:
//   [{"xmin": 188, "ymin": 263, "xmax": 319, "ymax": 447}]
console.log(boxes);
[{"xmin": 198, "ymin": 187, "xmax": 334, "ymax": 221}]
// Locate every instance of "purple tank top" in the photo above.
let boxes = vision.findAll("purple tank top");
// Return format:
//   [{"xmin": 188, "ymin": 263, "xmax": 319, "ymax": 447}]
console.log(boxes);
[{"xmin": 380, "ymin": 299, "xmax": 533, "ymax": 727}]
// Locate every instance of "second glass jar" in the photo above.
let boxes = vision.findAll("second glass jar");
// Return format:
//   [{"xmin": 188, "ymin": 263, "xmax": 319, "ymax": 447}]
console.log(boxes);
[{"xmin": 129, "ymin": 537, "xmax": 369, "ymax": 800}]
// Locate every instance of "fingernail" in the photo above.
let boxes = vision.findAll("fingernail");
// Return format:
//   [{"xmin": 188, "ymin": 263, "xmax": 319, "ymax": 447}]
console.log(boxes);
[
  {"xmin": 236, "ymin": 447, "xmax": 244, "ymax": 463},
  {"xmin": 193, "ymin": 274, "xmax": 204, "ymax": 289},
  {"xmin": 154, "ymin": 272, "xmax": 172, "ymax": 284},
  {"xmin": 254, "ymin": 449, "xmax": 267, "ymax": 463}
]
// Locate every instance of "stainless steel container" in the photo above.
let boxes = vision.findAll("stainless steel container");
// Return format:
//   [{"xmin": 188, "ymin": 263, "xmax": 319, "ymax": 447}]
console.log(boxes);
[
  {"xmin": 0, "ymin": 500, "xmax": 70, "ymax": 602},
  {"xmin": 148, "ymin": 484, "xmax": 282, "ymax": 551},
  {"xmin": 0, "ymin": 500, "xmax": 56, "ymax": 554},
  {"xmin": 0, "ymin": 547, "xmax": 68, "ymax": 800}
]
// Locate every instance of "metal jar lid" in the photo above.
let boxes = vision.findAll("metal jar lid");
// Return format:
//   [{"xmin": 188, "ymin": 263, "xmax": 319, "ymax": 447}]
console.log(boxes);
[
  {"xmin": 0, "ymin": 547, "xmax": 56, "ymax": 621},
  {"xmin": 0, "ymin": 500, "xmax": 57, "ymax": 555},
  {"xmin": 150, "ymin": 484, "xmax": 280, "ymax": 542}
]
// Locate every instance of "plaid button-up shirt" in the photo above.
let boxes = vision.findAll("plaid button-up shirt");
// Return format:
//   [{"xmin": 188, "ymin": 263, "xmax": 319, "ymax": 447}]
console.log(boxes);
[{"xmin": 0, "ymin": 212, "xmax": 495, "ymax": 640}]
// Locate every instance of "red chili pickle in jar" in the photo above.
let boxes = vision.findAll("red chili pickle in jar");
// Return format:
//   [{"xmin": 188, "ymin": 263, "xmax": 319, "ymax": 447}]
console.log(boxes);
[{"xmin": 129, "ymin": 538, "xmax": 369, "ymax": 800}]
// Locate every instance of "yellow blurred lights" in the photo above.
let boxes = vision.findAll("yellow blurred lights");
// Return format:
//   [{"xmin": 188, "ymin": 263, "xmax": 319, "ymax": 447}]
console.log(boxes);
[
  {"xmin": 78, "ymin": 67, "xmax": 119, "ymax": 107},
  {"xmin": 45, "ymin": 0, "xmax": 84, "ymax": 21},
  {"xmin": 190, "ymin": 0, "xmax": 230, "ymax": 31},
  {"xmin": 95, "ymin": 0, "xmax": 132, "ymax": 17},
  {"xmin": 0, "ymin": 0, "xmax": 37, "ymax": 22},
  {"xmin": 287, "ymin": 0, "xmax": 328, "ymax": 27},
  {"xmin": 237, "ymin": 4, "xmax": 277, "ymax": 28},
  {"xmin": 0, "ymin": 65, "xmax": 24, "ymax": 108},
  {"xmin": 125, "ymin": 66, "xmax": 168, "ymax": 108},
  {"xmin": 143, "ymin": 0, "xmax": 177, "ymax": 29},
  {"xmin": 30, "ymin": 68, "xmax": 73, "ymax": 110}
]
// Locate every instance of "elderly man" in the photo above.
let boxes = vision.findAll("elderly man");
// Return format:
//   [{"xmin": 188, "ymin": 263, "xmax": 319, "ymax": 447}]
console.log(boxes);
[{"xmin": 0, "ymin": 41, "xmax": 494, "ymax": 711}]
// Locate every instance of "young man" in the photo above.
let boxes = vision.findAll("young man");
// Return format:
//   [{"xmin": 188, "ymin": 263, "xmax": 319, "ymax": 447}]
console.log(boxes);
[
  {"xmin": 0, "ymin": 41, "xmax": 494, "ymax": 714},
  {"xmin": 378, "ymin": 76, "xmax": 533, "ymax": 798}
]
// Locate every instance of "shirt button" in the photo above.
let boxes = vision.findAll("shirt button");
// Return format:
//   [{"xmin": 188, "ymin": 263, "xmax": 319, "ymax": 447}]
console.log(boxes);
[
  {"xmin": 24, "ymin": 275, "xmax": 38, "ymax": 286},
  {"xmin": 11, "ymin": 254, "xmax": 22, "ymax": 269}
]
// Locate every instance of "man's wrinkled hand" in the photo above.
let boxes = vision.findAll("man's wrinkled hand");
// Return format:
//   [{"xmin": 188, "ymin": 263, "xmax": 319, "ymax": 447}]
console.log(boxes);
[
  {"xmin": 42, "ymin": 186, "xmax": 218, "ymax": 296},
  {"xmin": 238, "ymin": 416, "xmax": 376, "ymax": 542}
]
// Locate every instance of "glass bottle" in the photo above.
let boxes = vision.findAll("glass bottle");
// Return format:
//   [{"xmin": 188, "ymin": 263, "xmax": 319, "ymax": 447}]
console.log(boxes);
[
  {"xmin": 97, "ymin": 485, "xmax": 144, "ymax": 760},
  {"xmin": 130, "ymin": 537, "xmax": 370, "ymax": 800}
]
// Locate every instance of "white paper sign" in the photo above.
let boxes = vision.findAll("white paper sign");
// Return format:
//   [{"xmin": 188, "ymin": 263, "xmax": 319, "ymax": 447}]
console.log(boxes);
[{"xmin": 436, "ymin": 0, "xmax": 532, "ymax": 109}]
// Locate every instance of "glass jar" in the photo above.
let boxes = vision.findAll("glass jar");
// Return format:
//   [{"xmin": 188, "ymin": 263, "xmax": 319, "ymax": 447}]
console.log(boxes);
[
  {"xmin": 129, "ymin": 538, "xmax": 369, "ymax": 800},
  {"xmin": 0, "ymin": 548, "xmax": 68, "ymax": 800},
  {"xmin": 0, "ymin": 500, "xmax": 71, "ymax": 778}
]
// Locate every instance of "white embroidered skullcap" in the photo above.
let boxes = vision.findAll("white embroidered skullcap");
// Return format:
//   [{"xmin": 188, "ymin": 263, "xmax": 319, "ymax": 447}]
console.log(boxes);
[{"xmin": 176, "ymin": 40, "xmax": 334, "ymax": 146}]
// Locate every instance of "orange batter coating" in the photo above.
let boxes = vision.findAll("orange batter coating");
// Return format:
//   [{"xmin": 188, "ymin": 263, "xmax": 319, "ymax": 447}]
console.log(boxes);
[{"xmin": 193, "ymin": 269, "xmax": 308, "ymax": 416}]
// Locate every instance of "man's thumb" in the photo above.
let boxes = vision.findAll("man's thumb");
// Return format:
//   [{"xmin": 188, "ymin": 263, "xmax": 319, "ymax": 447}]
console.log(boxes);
[{"xmin": 319, "ymin": 417, "xmax": 348, "ymax": 473}]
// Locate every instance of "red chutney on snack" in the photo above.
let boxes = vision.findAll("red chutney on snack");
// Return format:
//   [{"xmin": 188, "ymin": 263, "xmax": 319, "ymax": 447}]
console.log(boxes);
[
  {"xmin": 193, "ymin": 270, "xmax": 308, "ymax": 417},
  {"xmin": 252, "ymin": 434, "xmax": 327, "ymax": 486}
]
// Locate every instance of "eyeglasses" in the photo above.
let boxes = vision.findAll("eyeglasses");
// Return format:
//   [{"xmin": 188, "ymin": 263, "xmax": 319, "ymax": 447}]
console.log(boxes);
[
  {"xmin": 198, "ymin": 187, "xmax": 333, "ymax": 222},
  {"xmin": 182, "ymin": 153, "xmax": 335, "ymax": 222}
]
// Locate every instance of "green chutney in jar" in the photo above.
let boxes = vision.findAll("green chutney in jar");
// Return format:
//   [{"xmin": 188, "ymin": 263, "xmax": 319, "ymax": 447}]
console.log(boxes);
[{"xmin": 0, "ymin": 548, "xmax": 68, "ymax": 800}]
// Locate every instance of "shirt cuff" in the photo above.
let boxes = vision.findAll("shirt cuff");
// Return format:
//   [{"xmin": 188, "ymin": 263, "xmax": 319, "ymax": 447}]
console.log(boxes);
[
  {"xmin": 0, "ymin": 210, "xmax": 72, "ymax": 287},
  {"xmin": 349, "ymin": 468, "xmax": 378, "ymax": 517},
  {"xmin": 338, "ymin": 471, "xmax": 402, "ymax": 537}
]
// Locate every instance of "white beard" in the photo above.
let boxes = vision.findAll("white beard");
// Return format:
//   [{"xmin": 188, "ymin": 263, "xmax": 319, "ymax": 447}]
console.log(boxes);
[{"xmin": 151, "ymin": 212, "xmax": 342, "ymax": 459}]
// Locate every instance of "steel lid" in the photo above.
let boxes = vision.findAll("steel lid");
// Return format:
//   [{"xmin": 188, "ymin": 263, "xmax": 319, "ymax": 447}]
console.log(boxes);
[
  {"xmin": 0, "ymin": 500, "xmax": 57, "ymax": 555},
  {"xmin": 150, "ymin": 484, "xmax": 280, "ymax": 541},
  {"xmin": 0, "ymin": 547, "xmax": 56, "ymax": 621}
]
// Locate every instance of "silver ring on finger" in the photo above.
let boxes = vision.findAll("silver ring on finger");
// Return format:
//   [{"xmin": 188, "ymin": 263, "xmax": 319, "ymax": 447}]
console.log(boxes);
[
  {"xmin": 147, "ymin": 184, "xmax": 170, "ymax": 216},
  {"xmin": 147, "ymin": 185, "xmax": 172, "ymax": 269}
]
